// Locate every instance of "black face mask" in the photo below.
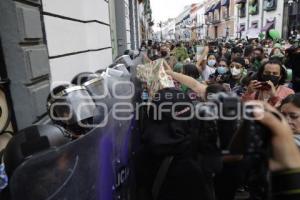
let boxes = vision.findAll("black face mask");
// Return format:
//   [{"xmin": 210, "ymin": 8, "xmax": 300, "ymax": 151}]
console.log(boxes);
[
  {"xmin": 160, "ymin": 51, "xmax": 168, "ymax": 58},
  {"xmin": 261, "ymin": 74, "xmax": 280, "ymax": 86}
]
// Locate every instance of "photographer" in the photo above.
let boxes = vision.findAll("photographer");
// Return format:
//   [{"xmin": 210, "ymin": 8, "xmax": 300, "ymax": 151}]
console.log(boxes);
[{"xmin": 242, "ymin": 59, "xmax": 294, "ymax": 107}]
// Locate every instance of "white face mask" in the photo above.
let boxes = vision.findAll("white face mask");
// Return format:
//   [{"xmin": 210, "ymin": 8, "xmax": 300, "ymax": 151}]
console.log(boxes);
[
  {"xmin": 231, "ymin": 67, "xmax": 242, "ymax": 76},
  {"xmin": 207, "ymin": 60, "xmax": 216, "ymax": 67}
]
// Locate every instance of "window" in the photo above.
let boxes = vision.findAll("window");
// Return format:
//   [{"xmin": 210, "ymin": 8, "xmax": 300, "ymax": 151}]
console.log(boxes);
[
  {"xmin": 223, "ymin": 5, "xmax": 230, "ymax": 20},
  {"xmin": 264, "ymin": 0, "xmax": 277, "ymax": 11},
  {"xmin": 249, "ymin": 0, "xmax": 259, "ymax": 15},
  {"xmin": 213, "ymin": 9, "xmax": 220, "ymax": 22},
  {"xmin": 238, "ymin": 3, "xmax": 246, "ymax": 18},
  {"xmin": 251, "ymin": 21, "xmax": 259, "ymax": 28},
  {"xmin": 209, "ymin": 12, "xmax": 214, "ymax": 23},
  {"xmin": 240, "ymin": 23, "xmax": 245, "ymax": 31},
  {"xmin": 237, "ymin": 23, "xmax": 245, "ymax": 38}
]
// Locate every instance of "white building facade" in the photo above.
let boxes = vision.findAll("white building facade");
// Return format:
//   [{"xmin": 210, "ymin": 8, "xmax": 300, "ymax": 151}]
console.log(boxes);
[
  {"xmin": 43, "ymin": 0, "xmax": 151, "ymax": 84},
  {"xmin": 161, "ymin": 18, "xmax": 176, "ymax": 41},
  {"xmin": 42, "ymin": 0, "xmax": 113, "ymax": 84},
  {"xmin": 195, "ymin": 4, "xmax": 207, "ymax": 39},
  {"xmin": 175, "ymin": 6, "xmax": 193, "ymax": 41},
  {"xmin": 0, "ymin": 0, "xmax": 152, "ymax": 129},
  {"xmin": 234, "ymin": 0, "xmax": 284, "ymax": 39}
]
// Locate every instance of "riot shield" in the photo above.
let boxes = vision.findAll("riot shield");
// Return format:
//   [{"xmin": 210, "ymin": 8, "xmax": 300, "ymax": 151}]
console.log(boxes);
[
  {"xmin": 9, "ymin": 109, "xmax": 137, "ymax": 200},
  {"xmin": 9, "ymin": 77, "xmax": 139, "ymax": 200}
]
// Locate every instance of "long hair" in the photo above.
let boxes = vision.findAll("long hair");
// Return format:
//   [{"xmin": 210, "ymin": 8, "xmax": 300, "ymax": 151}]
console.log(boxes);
[
  {"xmin": 281, "ymin": 93, "xmax": 300, "ymax": 109},
  {"xmin": 256, "ymin": 59, "xmax": 287, "ymax": 85},
  {"xmin": 183, "ymin": 64, "xmax": 200, "ymax": 79}
]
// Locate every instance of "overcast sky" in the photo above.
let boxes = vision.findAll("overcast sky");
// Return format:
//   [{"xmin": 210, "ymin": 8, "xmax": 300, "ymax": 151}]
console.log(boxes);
[{"xmin": 151, "ymin": 0, "xmax": 202, "ymax": 26}]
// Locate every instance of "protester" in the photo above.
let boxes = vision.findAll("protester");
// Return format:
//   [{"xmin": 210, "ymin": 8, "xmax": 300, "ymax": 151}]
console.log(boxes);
[
  {"xmin": 182, "ymin": 64, "xmax": 200, "ymax": 80},
  {"xmin": 136, "ymin": 88, "xmax": 216, "ymax": 200},
  {"xmin": 227, "ymin": 57, "xmax": 247, "ymax": 95},
  {"xmin": 280, "ymin": 94, "xmax": 300, "ymax": 148},
  {"xmin": 205, "ymin": 83, "xmax": 226, "ymax": 100},
  {"xmin": 175, "ymin": 42, "xmax": 189, "ymax": 62},
  {"xmin": 159, "ymin": 46, "xmax": 169, "ymax": 59},
  {"xmin": 242, "ymin": 59, "xmax": 294, "ymax": 107},
  {"xmin": 213, "ymin": 58, "xmax": 231, "ymax": 84},
  {"xmin": 251, "ymin": 39, "xmax": 259, "ymax": 49},
  {"xmin": 231, "ymin": 46, "xmax": 243, "ymax": 61},
  {"xmin": 186, "ymin": 42, "xmax": 195, "ymax": 59},
  {"xmin": 164, "ymin": 60, "xmax": 207, "ymax": 98},
  {"xmin": 173, "ymin": 62, "xmax": 183, "ymax": 73},
  {"xmin": 220, "ymin": 44, "xmax": 231, "ymax": 61},
  {"xmin": 270, "ymin": 47, "xmax": 285, "ymax": 62},
  {"xmin": 181, "ymin": 64, "xmax": 201, "ymax": 98},
  {"xmin": 251, "ymin": 47, "xmax": 265, "ymax": 71},
  {"xmin": 160, "ymin": 45, "xmax": 177, "ymax": 67},
  {"xmin": 138, "ymin": 38, "xmax": 300, "ymax": 200},
  {"xmin": 254, "ymin": 102, "xmax": 300, "ymax": 200},
  {"xmin": 201, "ymin": 54, "xmax": 217, "ymax": 81},
  {"xmin": 244, "ymin": 45, "xmax": 253, "ymax": 69}
]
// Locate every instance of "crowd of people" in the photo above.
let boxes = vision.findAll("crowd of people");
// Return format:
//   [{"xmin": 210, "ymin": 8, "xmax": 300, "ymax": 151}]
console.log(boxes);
[
  {"xmin": 1, "ymin": 37, "xmax": 300, "ymax": 200},
  {"xmin": 136, "ymin": 38, "xmax": 300, "ymax": 200}
]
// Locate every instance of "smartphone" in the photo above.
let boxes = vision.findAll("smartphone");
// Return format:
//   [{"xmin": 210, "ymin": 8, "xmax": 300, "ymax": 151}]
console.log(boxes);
[{"xmin": 259, "ymin": 82, "xmax": 271, "ymax": 91}]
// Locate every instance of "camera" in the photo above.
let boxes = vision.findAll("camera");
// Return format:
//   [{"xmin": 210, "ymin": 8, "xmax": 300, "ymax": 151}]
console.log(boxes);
[
  {"xmin": 259, "ymin": 82, "xmax": 272, "ymax": 91},
  {"xmin": 201, "ymin": 92, "xmax": 271, "ymax": 156}
]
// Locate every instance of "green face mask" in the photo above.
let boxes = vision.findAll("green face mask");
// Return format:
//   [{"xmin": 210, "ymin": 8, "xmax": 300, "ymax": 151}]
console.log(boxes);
[
  {"xmin": 174, "ymin": 63, "xmax": 183, "ymax": 73},
  {"xmin": 180, "ymin": 84, "xmax": 188, "ymax": 93}
]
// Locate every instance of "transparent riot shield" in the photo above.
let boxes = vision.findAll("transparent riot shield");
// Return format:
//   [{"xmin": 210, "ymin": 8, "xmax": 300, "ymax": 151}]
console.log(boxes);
[{"xmin": 9, "ymin": 80, "xmax": 139, "ymax": 200}]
